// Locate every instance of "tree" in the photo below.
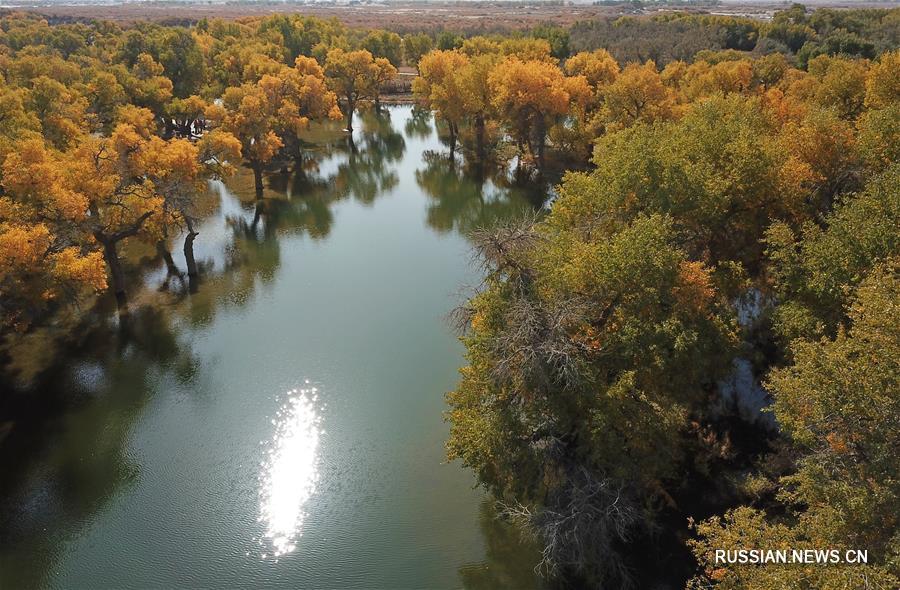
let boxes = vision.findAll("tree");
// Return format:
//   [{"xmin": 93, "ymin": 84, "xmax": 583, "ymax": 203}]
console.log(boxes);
[
  {"xmin": 455, "ymin": 53, "xmax": 501, "ymax": 162},
  {"xmin": 207, "ymin": 60, "xmax": 340, "ymax": 197},
  {"xmin": 145, "ymin": 125, "xmax": 241, "ymax": 279},
  {"xmin": 765, "ymin": 165, "xmax": 899, "ymax": 342},
  {"xmin": 858, "ymin": 104, "xmax": 900, "ymax": 173},
  {"xmin": 403, "ymin": 33, "xmax": 433, "ymax": 70},
  {"xmin": 601, "ymin": 61, "xmax": 674, "ymax": 130},
  {"xmin": 204, "ymin": 79, "xmax": 286, "ymax": 196},
  {"xmin": 413, "ymin": 50, "xmax": 469, "ymax": 159},
  {"xmin": 864, "ymin": 49, "xmax": 900, "ymax": 110},
  {"xmin": 25, "ymin": 75, "xmax": 88, "ymax": 149},
  {"xmin": 164, "ymin": 94, "xmax": 209, "ymax": 139},
  {"xmin": 690, "ymin": 263, "xmax": 900, "ymax": 590},
  {"xmin": 125, "ymin": 53, "xmax": 174, "ymax": 117},
  {"xmin": 564, "ymin": 49, "xmax": 620, "ymax": 95},
  {"xmin": 324, "ymin": 48, "xmax": 392, "ymax": 134},
  {"xmin": 805, "ymin": 54, "xmax": 869, "ymax": 119},
  {"xmin": 77, "ymin": 122, "xmax": 170, "ymax": 309},
  {"xmin": 448, "ymin": 214, "xmax": 736, "ymax": 585},
  {"xmin": 280, "ymin": 56, "xmax": 343, "ymax": 162},
  {"xmin": 564, "ymin": 95, "xmax": 789, "ymax": 267},
  {"xmin": 0, "ymin": 137, "xmax": 106, "ymax": 330},
  {"xmin": 361, "ymin": 30, "xmax": 403, "ymax": 68},
  {"xmin": 83, "ymin": 69, "xmax": 128, "ymax": 132},
  {"xmin": 157, "ymin": 27, "xmax": 206, "ymax": 98},
  {"xmin": 488, "ymin": 58, "xmax": 590, "ymax": 170},
  {"xmin": 370, "ymin": 56, "xmax": 397, "ymax": 112},
  {"xmin": 0, "ymin": 84, "xmax": 41, "ymax": 163}
]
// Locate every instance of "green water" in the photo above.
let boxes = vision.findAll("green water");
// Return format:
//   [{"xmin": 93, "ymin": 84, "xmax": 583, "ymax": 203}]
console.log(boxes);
[{"xmin": 0, "ymin": 107, "xmax": 548, "ymax": 589}]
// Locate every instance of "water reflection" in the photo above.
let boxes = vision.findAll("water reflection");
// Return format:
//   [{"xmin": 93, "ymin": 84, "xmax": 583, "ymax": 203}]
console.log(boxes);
[
  {"xmin": 1, "ymin": 105, "xmax": 550, "ymax": 589},
  {"xmin": 459, "ymin": 501, "xmax": 546, "ymax": 590},
  {"xmin": 259, "ymin": 386, "xmax": 322, "ymax": 558},
  {"xmin": 404, "ymin": 106, "xmax": 433, "ymax": 140},
  {"xmin": 416, "ymin": 151, "xmax": 547, "ymax": 236},
  {"xmin": 0, "ymin": 306, "xmax": 197, "ymax": 589}
]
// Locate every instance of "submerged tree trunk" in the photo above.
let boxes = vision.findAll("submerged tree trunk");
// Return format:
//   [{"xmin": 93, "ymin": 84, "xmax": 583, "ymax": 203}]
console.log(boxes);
[
  {"xmin": 536, "ymin": 116, "xmax": 547, "ymax": 172},
  {"xmin": 345, "ymin": 96, "xmax": 355, "ymax": 133},
  {"xmin": 156, "ymin": 240, "xmax": 179, "ymax": 276},
  {"xmin": 252, "ymin": 161, "xmax": 264, "ymax": 199},
  {"xmin": 100, "ymin": 238, "xmax": 128, "ymax": 311},
  {"xmin": 448, "ymin": 121, "xmax": 457, "ymax": 163},
  {"xmin": 475, "ymin": 114, "xmax": 486, "ymax": 162},
  {"xmin": 294, "ymin": 142, "xmax": 305, "ymax": 171},
  {"xmin": 92, "ymin": 209, "xmax": 154, "ymax": 313},
  {"xmin": 184, "ymin": 218, "xmax": 199, "ymax": 278}
]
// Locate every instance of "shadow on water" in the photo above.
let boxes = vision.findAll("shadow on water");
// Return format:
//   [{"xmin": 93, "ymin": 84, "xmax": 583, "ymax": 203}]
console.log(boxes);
[
  {"xmin": 0, "ymin": 306, "xmax": 197, "ymax": 589},
  {"xmin": 416, "ymin": 151, "xmax": 548, "ymax": 236},
  {"xmin": 458, "ymin": 500, "xmax": 548, "ymax": 590}
]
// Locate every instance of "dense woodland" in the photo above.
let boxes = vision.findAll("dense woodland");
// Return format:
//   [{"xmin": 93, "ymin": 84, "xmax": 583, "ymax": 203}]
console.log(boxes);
[{"xmin": 0, "ymin": 4, "xmax": 898, "ymax": 588}]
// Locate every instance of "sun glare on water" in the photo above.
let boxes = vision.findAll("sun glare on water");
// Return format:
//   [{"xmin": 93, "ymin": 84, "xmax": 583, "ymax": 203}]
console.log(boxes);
[{"xmin": 259, "ymin": 384, "xmax": 322, "ymax": 558}]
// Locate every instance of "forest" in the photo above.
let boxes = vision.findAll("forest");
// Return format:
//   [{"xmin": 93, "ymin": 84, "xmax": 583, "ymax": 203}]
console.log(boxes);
[{"xmin": 0, "ymin": 3, "xmax": 898, "ymax": 589}]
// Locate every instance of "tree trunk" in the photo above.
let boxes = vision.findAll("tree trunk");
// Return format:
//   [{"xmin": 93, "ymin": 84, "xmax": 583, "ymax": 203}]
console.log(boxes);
[
  {"xmin": 101, "ymin": 238, "xmax": 128, "ymax": 311},
  {"xmin": 345, "ymin": 96, "xmax": 355, "ymax": 133},
  {"xmin": 448, "ymin": 122, "xmax": 457, "ymax": 162},
  {"xmin": 184, "ymin": 218, "xmax": 199, "ymax": 278},
  {"xmin": 475, "ymin": 114, "xmax": 486, "ymax": 162},
  {"xmin": 252, "ymin": 162, "xmax": 264, "ymax": 199},
  {"xmin": 90, "ymin": 208, "xmax": 153, "ymax": 313},
  {"xmin": 536, "ymin": 117, "xmax": 547, "ymax": 172},
  {"xmin": 156, "ymin": 240, "xmax": 179, "ymax": 276},
  {"xmin": 294, "ymin": 142, "xmax": 304, "ymax": 171}
]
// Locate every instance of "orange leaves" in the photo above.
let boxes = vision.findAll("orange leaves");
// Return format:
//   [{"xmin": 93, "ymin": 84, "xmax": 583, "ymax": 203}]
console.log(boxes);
[
  {"xmin": 324, "ymin": 48, "xmax": 393, "ymax": 103},
  {"xmin": 133, "ymin": 53, "xmax": 165, "ymax": 79},
  {"xmin": 414, "ymin": 50, "xmax": 470, "ymax": 125},
  {"xmin": 49, "ymin": 248, "xmax": 107, "ymax": 292},
  {"xmin": 565, "ymin": 49, "xmax": 620, "ymax": 90},
  {"xmin": 293, "ymin": 55, "xmax": 323, "ymax": 77},
  {"xmin": 114, "ymin": 105, "xmax": 156, "ymax": 138},
  {"xmin": 672, "ymin": 260, "xmax": 716, "ymax": 317},
  {"xmin": 25, "ymin": 75, "xmax": 88, "ymax": 149},
  {"xmin": 197, "ymin": 130, "xmax": 243, "ymax": 178},
  {"xmin": 864, "ymin": 49, "xmax": 900, "ymax": 110},
  {"xmin": 602, "ymin": 61, "xmax": 674, "ymax": 130},
  {"xmin": 489, "ymin": 57, "xmax": 573, "ymax": 118},
  {"xmin": 0, "ymin": 223, "xmax": 51, "ymax": 271},
  {"xmin": 211, "ymin": 57, "xmax": 338, "ymax": 168},
  {"xmin": 0, "ymin": 222, "xmax": 105, "ymax": 330},
  {"xmin": 1, "ymin": 137, "xmax": 88, "ymax": 222}
]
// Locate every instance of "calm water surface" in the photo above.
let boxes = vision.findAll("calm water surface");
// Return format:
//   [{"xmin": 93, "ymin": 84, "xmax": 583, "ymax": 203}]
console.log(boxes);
[{"xmin": 0, "ymin": 106, "xmax": 548, "ymax": 589}]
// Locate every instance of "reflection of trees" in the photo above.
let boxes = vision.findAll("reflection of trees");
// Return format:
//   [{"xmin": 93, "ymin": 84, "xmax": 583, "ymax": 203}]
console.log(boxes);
[
  {"xmin": 404, "ymin": 106, "xmax": 433, "ymax": 139},
  {"xmin": 458, "ymin": 500, "xmax": 546, "ymax": 590},
  {"xmin": 335, "ymin": 110, "xmax": 405, "ymax": 204},
  {"xmin": 415, "ymin": 151, "xmax": 547, "ymax": 236},
  {"xmin": 0, "ymin": 307, "xmax": 197, "ymax": 590},
  {"xmin": 180, "ymin": 107, "xmax": 409, "ymax": 326}
]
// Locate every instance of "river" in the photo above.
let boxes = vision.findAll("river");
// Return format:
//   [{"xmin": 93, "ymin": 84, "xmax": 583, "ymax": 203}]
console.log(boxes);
[{"xmin": 0, "ymin": 106, "xmax": 549, "ymax": 589}]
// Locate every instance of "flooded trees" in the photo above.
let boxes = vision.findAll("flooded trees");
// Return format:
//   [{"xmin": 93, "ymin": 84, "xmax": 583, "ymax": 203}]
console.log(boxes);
[
  {"xmin": 207, "ymin": 60, "xmax": 338, "ymax": 198},
  {"xmin": 414, "ymin": 50, "xmax": 469, "ymax": 160},
  {"xmin": 324, "ymin": 49, "xmax": 396, "ymax": 134}
]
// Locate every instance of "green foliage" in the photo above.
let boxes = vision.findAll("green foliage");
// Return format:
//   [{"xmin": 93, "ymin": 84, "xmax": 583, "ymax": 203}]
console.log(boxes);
[
  {"xmin": 691, "ymin": 263, "xmax": 900, "ymax": 589},
  {"xmin": 560, "ymin": 95, "xmax": 785, "ymax": 267},
  {"xmin": 765, "ymin": 165, "xmax": 900, "ymax": 342},
  {"xmin": 449, "ymin": 211, "xmax": 737, "ymax": 582}
]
